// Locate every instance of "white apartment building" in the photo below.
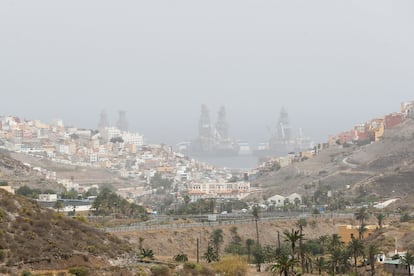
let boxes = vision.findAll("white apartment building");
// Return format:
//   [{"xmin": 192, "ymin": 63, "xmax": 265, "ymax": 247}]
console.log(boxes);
[
  {"xmin": 90, "ymin": 153, "xmax": 98, "ymax": 163},
  {"xmin": 101, "ymin": 127, "xmax": 122, "ymax": 142},
  {"xmin": 59, "ymin": 145, "xmax": 70, "ymax": 155},
  {"xmin": 188, "ymin": 181, "xmax": 250, "ymax": 201},
  {"xmin": 38, "ymin": 194, "xmax": 58, "ymax": 202},
  {"xmin": 122, "ymin": 132, "xmax": 144, "ymax": 146}
]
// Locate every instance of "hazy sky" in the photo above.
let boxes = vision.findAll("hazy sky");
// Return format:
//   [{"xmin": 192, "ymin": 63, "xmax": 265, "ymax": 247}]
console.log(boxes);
[{"xmin": 1, "ymin": 0, "xmax": 413, "ymax": 145}]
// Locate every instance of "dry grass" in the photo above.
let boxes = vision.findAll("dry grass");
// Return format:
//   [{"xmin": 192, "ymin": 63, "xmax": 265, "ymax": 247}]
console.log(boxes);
[
  {"xmin": 0, "ymin": 189, "xmax": 133, "ymax": 270},
  {"xmin": 212, "ymin": 255, "xmax": 249, "ymax": 276}
]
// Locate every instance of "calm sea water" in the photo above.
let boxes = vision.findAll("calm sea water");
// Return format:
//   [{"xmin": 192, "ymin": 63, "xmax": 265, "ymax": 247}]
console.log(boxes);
[{"xmin": 193, "ymin": 154, "xmax": 260, "ymax": 170}]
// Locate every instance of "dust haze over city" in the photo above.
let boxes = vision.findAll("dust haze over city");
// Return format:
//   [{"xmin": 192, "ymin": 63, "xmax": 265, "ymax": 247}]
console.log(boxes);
[
  {"xmin": 1, "ymin": 0, "xmax": 413, "ymax": 149},
  {"xmin": 3, "ymin": 1, "xmax": 414, "ymax": 275}
]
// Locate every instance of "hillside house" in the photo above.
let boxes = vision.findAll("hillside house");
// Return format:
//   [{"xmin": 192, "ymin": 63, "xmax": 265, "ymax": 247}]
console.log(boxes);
[
  {"xmin": 267, "ymin": 194, "xmax": 286, "ymax": 207},
  {"xmin": 337, "ymin": 131, "xmax": 354, "ymax": 145},
  {"xmin": 38, "ymin": 194, "xmax": 58, "ymax": 202},
  {"xmin": 401, "ymin": 101, "xmax": 414, "ymax": 119},
  {"xmin": 384, "ymin": 258, "xmax": 414, "ymax": 275},
  {"xmin": 385, "ymin": 113, "xmax": 404, "ymax": 129},
  {"xmin": 287, "ymin": 193, "xmax": 302, "ymax": 205}
]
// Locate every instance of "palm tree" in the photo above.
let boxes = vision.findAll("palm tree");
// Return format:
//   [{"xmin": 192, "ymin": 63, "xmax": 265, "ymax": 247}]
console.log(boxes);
[
  {"xmin": 210, "ymin": 229, "xmax": 224, "ymax": 259},
  {"xmin": 401, "ymin": 252, "xmax": 414, "ymax": 276},
  {"xmin": 305, "ymin": 253, "xmax": 313, "ymax": 274},
  {"xmin": 355, "ymin": 207, "xmax": 370, "ymax": 225},
  {"xmin": 338, "ymin": 249, "xmax": 352, "ymax": 274},
  {"xmin": 252, "ymin": 205, "xmax": 262, "ymax": 271},
  {"xmin": 284, "ymin": 229, "xmax": 303, "ymax": 258},
  {"xmin": 329, "ymin": 249, "xmax": 342, "ymax": 276},
  {"xmin": 315, "ymin": 257, "xmax": 325, "ymax": 275},
  {"xmin": 203, "ymin": 244, "xmax": 219, "ymax": 263},
  {"xmin": 348, "ymin": 237, "xmax": 365, "ymax": 276},
  {"xmin": 138, "ymin": 237, "xmax": 145, "ymax": 250},
  {"xmin": 297, "ymin": 220, "xmax": 306, "ymax": 273},
  {"xmin": 54, "ymin": 200, "xmax": 64, "ymax": 214},
  {"xmin": 358, "ymin": 223, "xmax": 368, "ymax": 240},
  {"xmin": 367, "ymin": 244, "xmax": 380, "ymax": 276},
  {"xmin": 319, "ymin": 235, "xmax": 328, "ymax": 246},
  {"xmin": 226, "ymin": 226, "xmax": 243, "ymax": 255},
  {"xmin": 375, "ymin": 213, "xmax": 386, "ymax": 229},
  {"xmin": 253, "ymin": 245, "xmax": 265, "ymax": 272},
  {"xmin": 328, "ymin": 234, "xmax": 344, "ymax": 252},
  {"xmin": 271, "ymin": 251, "xmax": 298, "ymax": 276},
  {"xmin": 252, "ymin": 205, "xmax": 260, "ymax": 245}
]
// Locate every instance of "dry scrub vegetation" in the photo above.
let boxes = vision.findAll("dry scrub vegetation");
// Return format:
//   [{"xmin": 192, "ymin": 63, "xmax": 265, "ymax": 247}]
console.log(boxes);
[{"xmin": 0, "ymin": 189, "xmax": 132, "ymax": 273}]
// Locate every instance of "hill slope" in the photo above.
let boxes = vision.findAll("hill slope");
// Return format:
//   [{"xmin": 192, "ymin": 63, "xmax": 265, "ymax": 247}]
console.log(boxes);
[
  {"xmin": 0, "ymin": 189, "xmax": 132, "ymax": 273},
  {"xmin": 0, "ymin": 150, "xmax": 65, "ymax": 192},
  {"xmin": 255, "ymin": 118, "xmax": 414, "ymax": 201}
]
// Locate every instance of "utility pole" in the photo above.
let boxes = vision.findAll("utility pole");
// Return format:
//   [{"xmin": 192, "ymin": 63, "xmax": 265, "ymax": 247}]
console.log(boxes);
[{"xmin": 197, "ymin": 238, "xmax": 200, "ymax": 263}]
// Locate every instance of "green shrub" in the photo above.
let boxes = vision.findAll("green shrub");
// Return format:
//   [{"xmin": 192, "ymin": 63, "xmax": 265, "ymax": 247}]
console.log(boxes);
[
  {"xmin": 138, "ymin": 248, "xmax": 154, "ymax": 260},
  {"xmin": 183, "ymin": 262, "xmax": 198, "ymax": 270},
  {"xmin": 0, "ymin": 250, "xmax": 5, "ymax": 262},
  {"xmin": 74, "ymin": 215, "xmax": 88, "ymax": 223},
  {"xmin": 400, "ymin": 213, "xmax": 412, "ymax": 222},
  {"xmin": 174, "ymin": 253, "xmax": 189, "ymax": 262},
  {"xmin": 68, "ymin": 266, "xmax": 88, "ymax": 276},
  {"xmin": 181, "ymin": 262, "xmax": 214, "ymax": 275},
  {"xmin": 134, "ymin": 266, "xmax": 148, "ymax": 276},
  {"xmin": 150, "ymin": 265, "xmax": 171, "ymax": 276}
]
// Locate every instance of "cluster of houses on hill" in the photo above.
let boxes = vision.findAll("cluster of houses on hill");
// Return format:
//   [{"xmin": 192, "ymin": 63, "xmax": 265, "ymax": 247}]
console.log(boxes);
[
  {"xmin": 256, "ymin": 101, "xmax": 414, "ymax": 178},
  {"xmin": 329, "ymin": 101, "xmax": 414, "ymax": 146},
  {"xmin": 0, "ymin": 117, "xmax": 144, "ymax": 168},
  {"xmin": 0, "ymin": 116, "xmax": 255, "ymax": 206},
  {"xmin": 1, "ymin": 101, "xmax": 413, "ymax": 212}
]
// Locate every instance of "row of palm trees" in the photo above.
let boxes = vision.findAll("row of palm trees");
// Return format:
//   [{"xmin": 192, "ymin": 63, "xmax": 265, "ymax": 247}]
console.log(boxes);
[
  {"xmin": 200, "ymin": 206, "xmax": 414, "ymax": 275},
  {"xmin": 270, "ymin": 228, "xmax": 383, "ymax": 276}
]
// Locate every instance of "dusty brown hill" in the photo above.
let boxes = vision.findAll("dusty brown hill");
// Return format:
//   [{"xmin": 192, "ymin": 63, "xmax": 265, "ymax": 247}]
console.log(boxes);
[
  {"xmin": 116, "ymin": 216, "xmax": 351, "ymax": 261},
  {"xmin": 253, "ymin": 118, "xmax": 414, "ymax": 202},
  {"xmin": 0, "ymin": 150, "xmax": 65, "ymax": 192},
  {"xmin": 7, "ymin": 150, "xmax": 135, "ymax": 190},
  {"xmin": 0, "ymin": 189, "xmax": 133, "ymax": 273}
]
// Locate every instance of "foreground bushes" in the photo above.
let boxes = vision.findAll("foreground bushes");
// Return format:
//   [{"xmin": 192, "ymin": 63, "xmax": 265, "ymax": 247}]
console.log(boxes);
[{"xmin": 212, "ymin": 256, "xmax": 249, "ymax": 276}]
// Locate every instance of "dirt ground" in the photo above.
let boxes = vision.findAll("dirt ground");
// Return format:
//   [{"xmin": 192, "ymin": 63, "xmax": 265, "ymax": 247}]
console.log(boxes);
[{"xmin": 116, "ymin": 216, "xmax": 353, "ymax": 260}]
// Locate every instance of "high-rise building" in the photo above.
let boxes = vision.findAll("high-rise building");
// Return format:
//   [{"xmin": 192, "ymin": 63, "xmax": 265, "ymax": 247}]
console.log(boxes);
[
  {"xmin": 98, "ymin": 110, "xmax": 109, "ymax": 129},
  {"xmin": 116, "ymin": 110, "xmax": 128, "ymax": 131},
  {"xmin": 198, "ymin": 105, "xmax": 211, "ymax": 138}
]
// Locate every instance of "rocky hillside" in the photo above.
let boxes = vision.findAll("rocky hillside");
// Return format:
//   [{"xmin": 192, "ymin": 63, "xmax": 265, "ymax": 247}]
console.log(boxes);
[
  {"xmin": 255, "ymin": 118, "xmax": 414, "ymax": 201},
  {"xmin": 0, "ymin": 189, "xmax": 133, "ymax": 274},
  {"xmin": 0, "ymin": 150, "xmax": 65, "ymax": 192}
]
